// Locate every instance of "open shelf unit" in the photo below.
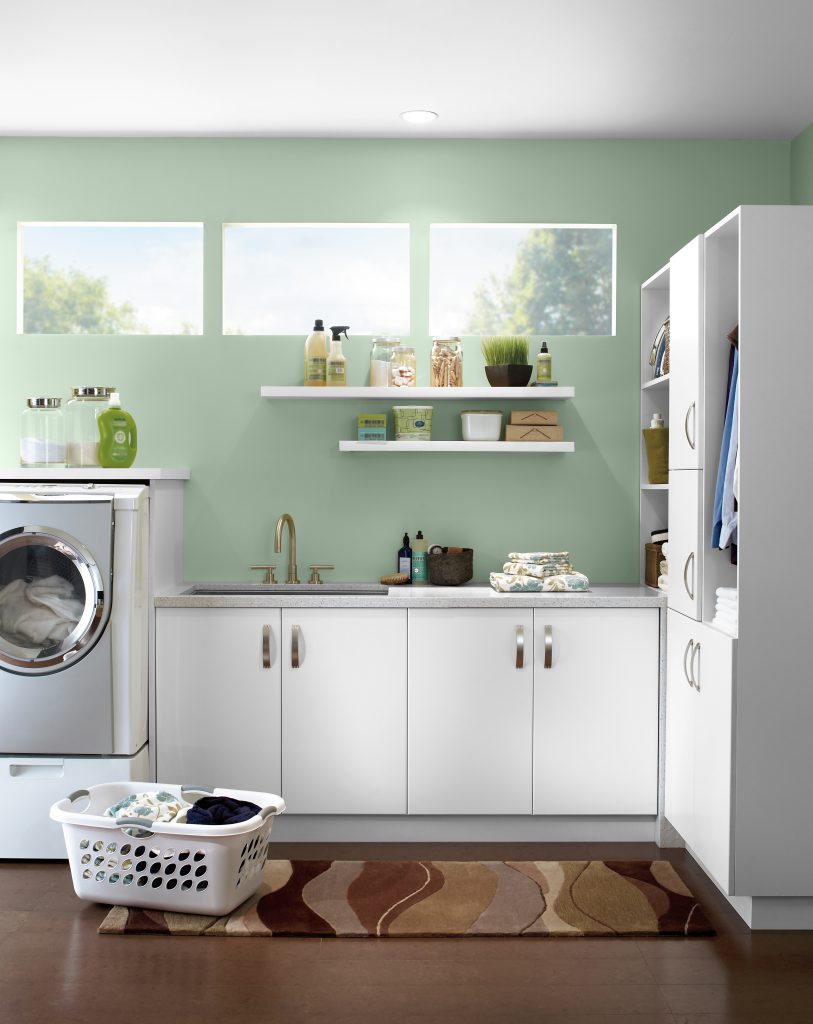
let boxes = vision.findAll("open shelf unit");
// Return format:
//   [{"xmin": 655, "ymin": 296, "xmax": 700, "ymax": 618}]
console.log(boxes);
[
  {"xmin": 338, "ymin": 440, "xmax": 575, "ymax": 454},
  {"xmin": 640, "ymin": 263, "xmax": 670, "ymax": 585},
  {"xmin": 261, "ymin": 386, "xmax": 575, "ymax": 400}
]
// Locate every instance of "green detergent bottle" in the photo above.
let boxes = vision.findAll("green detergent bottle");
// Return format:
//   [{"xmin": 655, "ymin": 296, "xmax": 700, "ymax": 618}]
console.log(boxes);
[{"xmin": 98, "ymin": 392, "xmax": 137, "ymax": 468}]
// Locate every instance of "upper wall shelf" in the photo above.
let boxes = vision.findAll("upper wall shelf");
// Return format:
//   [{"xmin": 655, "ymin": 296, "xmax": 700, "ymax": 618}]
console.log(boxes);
[{"xmin": 260, "ymin": 386, "xmax": 575, "ymax": 401}]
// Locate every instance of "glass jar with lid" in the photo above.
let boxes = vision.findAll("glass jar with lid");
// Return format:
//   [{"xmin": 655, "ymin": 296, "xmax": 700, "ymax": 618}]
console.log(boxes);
[
  {"xmin": 430, "ymin": 337, "xmax": 463, "ymax": 387},
  {"xmin": 390, "ymin": 346, "xmax": 417, "ymax": 388},
  {"xmin": 64, "ymin": 386, "xmax": 116, "ymax": 467},
  {"xmin": 19, "ymin": 398, "xmax": 65, "ymax": 467},
  {"xmin": 369, "ymin": 338, "xmax": 400, "ymax": 387}
]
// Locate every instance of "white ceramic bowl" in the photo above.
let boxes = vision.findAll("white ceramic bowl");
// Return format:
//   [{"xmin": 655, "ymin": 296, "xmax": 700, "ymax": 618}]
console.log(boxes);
[{"xmin": 461, "ymin": 410, "xmax": 503, "ymax": 441}]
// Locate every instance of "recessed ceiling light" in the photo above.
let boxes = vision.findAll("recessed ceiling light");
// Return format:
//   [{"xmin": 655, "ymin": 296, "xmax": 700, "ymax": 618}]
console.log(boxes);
[{"xmin": 400, "ymin": 110, "xmax": 438, "ymax": 125}]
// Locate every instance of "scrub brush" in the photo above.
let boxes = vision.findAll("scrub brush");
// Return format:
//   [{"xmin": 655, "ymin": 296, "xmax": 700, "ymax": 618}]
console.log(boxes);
[{"xmin": 380, "ymin": 572, "xmax": 410, "ymax": 585}]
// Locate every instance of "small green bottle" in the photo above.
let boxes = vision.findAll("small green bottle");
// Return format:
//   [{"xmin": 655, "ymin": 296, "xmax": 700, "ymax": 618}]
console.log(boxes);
[{"xmin": 98, "ymin": 392, "xmax": 137, "ymax": 468}]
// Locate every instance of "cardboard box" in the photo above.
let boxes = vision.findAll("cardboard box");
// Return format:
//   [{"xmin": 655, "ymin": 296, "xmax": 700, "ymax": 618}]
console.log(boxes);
[
  {"xmin": 504, "ymin": 424, "xmax": 565, "ymax": 442},
  {"xmin": 509, "ymin": 410, "xmax": 558, "ymax": 426}
]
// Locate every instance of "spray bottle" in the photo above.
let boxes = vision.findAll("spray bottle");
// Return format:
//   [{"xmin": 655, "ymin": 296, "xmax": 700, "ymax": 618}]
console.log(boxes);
[{"xmin": 327, "ymin": 326, "xmax": 349, "ymax": 386}]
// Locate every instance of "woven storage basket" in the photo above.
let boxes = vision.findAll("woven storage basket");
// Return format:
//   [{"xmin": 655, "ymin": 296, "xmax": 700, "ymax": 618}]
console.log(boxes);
[{"xmin": 427, "ymin": 548, "xmax": 473, "ymax": 586}]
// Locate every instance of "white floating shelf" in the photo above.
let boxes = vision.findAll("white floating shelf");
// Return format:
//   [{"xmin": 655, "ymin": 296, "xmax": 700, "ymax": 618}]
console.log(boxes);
[
  {"xmin": 641, "ymin": 374, "xmax": 670, "ymax": 391},
  {"xmin": 641, "ymin": 482, "xmax": 669, "ymax": 490},
  {"xmin": 339, "ymin": 441, "xmax": 575, "ymax": 454},
  {"xmin": 261, "ymin": 386, "xmax": 574, "ymax": 400}
]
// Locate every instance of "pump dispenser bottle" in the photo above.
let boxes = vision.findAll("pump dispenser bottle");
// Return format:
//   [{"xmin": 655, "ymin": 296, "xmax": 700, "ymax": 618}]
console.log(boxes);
[
  {"xmin": 327, "ymin": 325, "xmax": 349, "ymax": 386},
  {"xmin": 398, "ymin": 533, "xmax": 412, "ymax": 580},
  {"xmin": 304, "ymin": 319, "xmax": 328, "ymax": 386},
  {"xmin": 411, "ymin": 530, "xmax": 428, "ymax": 585},
  {"xmin": 536, "ymin": 341, "xmax": 552, "ymax": 383},
  {"xmin": 97, "ymin": 392, "xmax": 137, "ymax": 468}
]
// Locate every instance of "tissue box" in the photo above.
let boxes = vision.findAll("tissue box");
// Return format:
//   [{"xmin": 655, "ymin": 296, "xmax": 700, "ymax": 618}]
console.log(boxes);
[{"xmin": 358, "ymin": 413, "xmax": 387, "ymax": 441}]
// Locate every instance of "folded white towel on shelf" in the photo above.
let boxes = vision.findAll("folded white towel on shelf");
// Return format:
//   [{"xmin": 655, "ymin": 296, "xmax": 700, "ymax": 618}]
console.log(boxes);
[
  {"xmin": 659, "ymin": 559, "xmax": 668, "ymax": 576},
  {"xmin": 716, "ymin": 587, "xmax": 738, "ymax": 600},
  {"xmin": 712, "ymin": 616, "xmax": 738, "ymax": 638},
  {"xmin": 657, "ymin": 575, "xmax": 668, "ymax": 591},
  {"xmin": 661, "ymin": 543, "xmax": 669, "ymax": 558}
]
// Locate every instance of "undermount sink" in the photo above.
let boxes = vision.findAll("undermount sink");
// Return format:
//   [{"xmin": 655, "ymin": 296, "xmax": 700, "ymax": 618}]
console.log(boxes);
[{"xmin": 183, "ymin": 582, "xmax": 388, "ymax": 596}]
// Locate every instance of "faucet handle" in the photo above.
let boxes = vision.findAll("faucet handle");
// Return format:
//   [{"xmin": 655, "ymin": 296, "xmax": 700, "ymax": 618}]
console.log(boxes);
[
  {"xmin": 251, "ymin": 565, "xmax": 278, "ymax": 585},
  {"xmin": 308, "ymin": 564, "xmax": 335, "ymax": 585}
]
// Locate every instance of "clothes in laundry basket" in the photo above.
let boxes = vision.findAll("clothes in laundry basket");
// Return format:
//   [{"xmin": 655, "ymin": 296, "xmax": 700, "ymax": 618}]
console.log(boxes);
[
  {"xmin": 105, "ymin": 791, "xmax": 188, "ymax": 822},
  {"xmin": 186, "ymin": 796, "xmax": 262, "ymax": 826}
]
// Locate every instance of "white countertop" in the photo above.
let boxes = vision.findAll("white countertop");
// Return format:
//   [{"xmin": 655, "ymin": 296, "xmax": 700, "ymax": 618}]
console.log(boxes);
[
  {"xmin": 0, "ymin": 467, "xmax": 190, "ymax": 481},
  {"xmin": 156, "ymin": 583, "xmax": 664, "ymax": 609}
]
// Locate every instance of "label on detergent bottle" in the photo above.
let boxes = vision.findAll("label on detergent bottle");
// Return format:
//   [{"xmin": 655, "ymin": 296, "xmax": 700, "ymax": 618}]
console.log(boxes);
[
  {"xmin": 399, "ymin": 556, "xmax": 411, "ymax": 576},
  {"xmin": 306, "ymin": 357, "xmax": 327, "ymax": 383},
  {"xmin": 327, "ymin": 362, "xmax": 346, "ymax": 385},
  {"xmin": 411, "ymin": 550, "xmax": 428, "ymax": 584}
]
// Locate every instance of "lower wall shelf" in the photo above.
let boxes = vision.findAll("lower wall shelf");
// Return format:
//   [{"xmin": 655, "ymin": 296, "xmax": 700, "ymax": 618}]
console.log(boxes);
[{"xmin": 338, "ymin": 441, "xmax": 575, "ymax": 453}]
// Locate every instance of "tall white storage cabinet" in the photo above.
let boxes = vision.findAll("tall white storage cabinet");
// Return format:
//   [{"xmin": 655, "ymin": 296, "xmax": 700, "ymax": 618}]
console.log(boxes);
[{"xmin": 654, "ymin": 206, "xmax": 813, "ymax": 928}]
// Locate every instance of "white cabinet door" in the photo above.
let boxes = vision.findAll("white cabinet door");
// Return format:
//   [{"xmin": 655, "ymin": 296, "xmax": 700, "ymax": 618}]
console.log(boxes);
[
  {"xmin": 281, "ymin": 609, "xmax": 407, "ymax": 814},
  {"xmin": 691, "ymin": 621, "xmax": 733, "ymax": 893},
  {"xmin": 533, "ymin": 609, "xmax": 659, "ymax": 815},
  {"xmin": 408, "ymin": 609, "xmax": 533, "ymax": 815},
  {"xmin": 669, "ymin": 234, "xmax": 704, "ymax": 470},
  {"xmin": 668, "ymin": 469, "xmax": 703, "ymax": 621},
  {"xmin": 156, "ymin": 609, "xmax": 282, "ymax": 793},
  {"xmin": 664, "ymin": 609, "xmax": 696, "ymax": 841}
]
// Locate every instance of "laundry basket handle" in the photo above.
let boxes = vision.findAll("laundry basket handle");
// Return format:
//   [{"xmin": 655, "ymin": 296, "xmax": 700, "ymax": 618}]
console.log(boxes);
[
  {"xmin": 259, "ymin": 804, "xmax": 283, "ymax": 820},
  {"xmin": 115, "ymin": 816, "xmax": 156, "ymax": 836},
  {"xmin": 181, "ymin": 784, "xmax": 215, "ymax": 798},
  {"xmin": 67, "ymin": 789, "xmax": 90, "ymax": 803}
]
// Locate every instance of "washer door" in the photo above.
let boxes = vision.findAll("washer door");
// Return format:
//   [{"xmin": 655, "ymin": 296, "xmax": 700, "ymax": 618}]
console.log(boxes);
[{"xmin": 0, "ymin": 526, "xmax": 109, "ymax": 675}]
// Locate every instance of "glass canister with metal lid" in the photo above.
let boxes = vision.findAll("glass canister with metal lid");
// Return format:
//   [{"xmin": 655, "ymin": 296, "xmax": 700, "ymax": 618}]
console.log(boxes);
[
  {"xmin": 430, "ymin": 337, "xmax": 463, "ymax": 387},
  {"xmin": 64, "ymin": 386, "xmax": 117, "ymax": 467},
  {"xmin": 19, "ymin": 397, "xmax": 65, "ymax": 467},
  {"xmin": 369, "ymin": 338, "xmax": 399, "ymax": 387}
]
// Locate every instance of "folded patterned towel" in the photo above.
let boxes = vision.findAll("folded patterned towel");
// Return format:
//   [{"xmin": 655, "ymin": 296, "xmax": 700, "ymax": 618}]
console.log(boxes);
[
  {"xmin": 105, "ymin": 790, "xmax": 188, "ymax": 822},
  {"xmin": 502, "ymin": 560, "xmax": 574, "ymax": 579},
  {"xmin": 507, "ymin": 551, "xmax": 570, "ymax": 565},
  {"xmin": 490, "ymin": 571, "xmax": 589, "ymax": 593}
]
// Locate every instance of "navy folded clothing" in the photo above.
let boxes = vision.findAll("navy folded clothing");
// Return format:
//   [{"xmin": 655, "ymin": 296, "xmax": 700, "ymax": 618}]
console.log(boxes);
[{"xmin": 186, "ymin": 796, "xmax": 262, "ymax": 826}]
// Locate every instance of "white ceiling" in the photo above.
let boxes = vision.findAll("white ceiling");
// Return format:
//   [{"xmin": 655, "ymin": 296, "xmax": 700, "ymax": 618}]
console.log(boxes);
[{"xmin": 2, "ymin": 0, "xmax": 812, "ymax": 139}]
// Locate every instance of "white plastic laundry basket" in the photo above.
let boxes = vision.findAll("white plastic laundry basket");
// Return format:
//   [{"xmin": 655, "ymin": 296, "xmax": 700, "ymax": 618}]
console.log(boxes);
[{"xmin": 50, "ymin": 781, "xmax": 285, "ymax": 917}]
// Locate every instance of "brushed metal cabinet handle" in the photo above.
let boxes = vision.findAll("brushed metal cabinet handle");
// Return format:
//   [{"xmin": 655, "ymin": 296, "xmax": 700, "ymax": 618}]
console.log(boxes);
[
  {"xmin": 684, "ymin": 401, "xmax": 696, "ymax": 450},
  {"xmin": 262, "ymin": 624, "xmax": 272, "ymax": 669},
  {"xmin": 690, "ymin": 641, "xmax": 701, "ymax": 691},
  {"xmin": 515, "ymin": 625, "xmax": 524, "ymax": 669},
  {"xmin": 683, "ymin": 638, "xmax": 695, "ymax": 689},
  {"xmin": 683, "ymin": 551, "xmax": 695, "ymax": 601},
  {"xmin": 291, "ymin": 624, "xmax": 300, "ymax": 669},
  {"xmin": 544, "ymin": 625, "xmax": 553, "ymax": 669}
]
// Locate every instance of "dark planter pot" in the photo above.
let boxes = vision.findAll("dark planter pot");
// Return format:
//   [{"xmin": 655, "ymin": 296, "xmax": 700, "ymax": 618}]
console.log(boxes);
[{"xmin": 485, "ymin": 364, "xmax": 533, "ymax": 387}]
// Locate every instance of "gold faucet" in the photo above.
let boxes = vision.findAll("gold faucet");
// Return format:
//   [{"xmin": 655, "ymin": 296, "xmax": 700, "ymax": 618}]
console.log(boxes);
[{"xmin": 274, "ymin": 513, "xmax": 300, "ymax": 584}]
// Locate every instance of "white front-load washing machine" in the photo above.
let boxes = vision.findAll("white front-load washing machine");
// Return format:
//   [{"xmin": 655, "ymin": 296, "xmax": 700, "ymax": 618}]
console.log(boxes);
[{"xmin": 0, "ymin": 484, "xmax": 151, "ymax": 857}]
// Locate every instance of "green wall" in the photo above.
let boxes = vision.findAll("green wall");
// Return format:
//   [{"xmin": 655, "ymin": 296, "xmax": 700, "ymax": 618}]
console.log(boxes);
[
  {"xmin": 791, "ymin": 124, "xmax": 813, "ymax": 204},
  {"xmin": 0, "ymin": 139, "xmax": 790, "ymax": 583}
]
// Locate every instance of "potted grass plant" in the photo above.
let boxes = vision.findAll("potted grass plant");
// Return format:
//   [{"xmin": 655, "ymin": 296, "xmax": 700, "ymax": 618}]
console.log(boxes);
[{"xmin": 481, "ymin": 336, "xmax": 532, "ymax": 387}]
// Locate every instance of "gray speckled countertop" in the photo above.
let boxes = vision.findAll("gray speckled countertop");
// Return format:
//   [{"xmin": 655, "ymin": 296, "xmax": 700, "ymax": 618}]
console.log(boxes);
[{"xmin": 155, "ymin": 583, "xmax": 665, "ymax": 609}]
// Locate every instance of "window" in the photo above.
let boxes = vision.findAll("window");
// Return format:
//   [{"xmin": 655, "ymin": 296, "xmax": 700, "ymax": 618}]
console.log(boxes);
[
  {"xmin": 429, "ymin": 224, "xmax": 616, "ymax": 337},
  {"xmin": 222, "ymin": 223, "xmax": 410, "ymax": 335},
  {"xmin": 19, "ymin": 222, "xmax": 204, "ymax": 335}
]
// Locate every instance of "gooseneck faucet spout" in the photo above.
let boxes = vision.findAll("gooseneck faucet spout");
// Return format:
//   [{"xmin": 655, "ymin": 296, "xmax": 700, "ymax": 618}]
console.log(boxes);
[{"xmin": 274, "ymin": 513, "xmax": 299, "ymax": 584}]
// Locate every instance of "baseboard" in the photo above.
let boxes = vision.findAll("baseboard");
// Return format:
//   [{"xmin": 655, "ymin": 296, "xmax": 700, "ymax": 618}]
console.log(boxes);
[
  {"xmin": 726, "ymin": 896, "xmax": 813, "ymax": 930},
  {"xmin": 269, "ymin": 815, "xmax": 658, "ymax": 843}
]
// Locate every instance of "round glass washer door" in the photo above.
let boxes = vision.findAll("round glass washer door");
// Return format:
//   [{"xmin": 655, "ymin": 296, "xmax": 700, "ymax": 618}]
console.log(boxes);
[{"xmin": 0, "ymin": 525, "xmax": 109, "ymax": 674}]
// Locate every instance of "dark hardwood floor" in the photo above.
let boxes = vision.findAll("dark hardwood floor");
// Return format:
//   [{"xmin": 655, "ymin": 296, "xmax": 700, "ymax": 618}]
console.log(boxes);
[{"xmin": 2, "ymin": 841, "xmax": 812, "ymax": 1023}]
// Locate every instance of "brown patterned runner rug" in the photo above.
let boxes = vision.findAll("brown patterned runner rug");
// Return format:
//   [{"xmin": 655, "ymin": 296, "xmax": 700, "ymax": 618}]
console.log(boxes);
[{"xmin": 99, "ymin": 859, "xmax": 714, "ymax": 937}]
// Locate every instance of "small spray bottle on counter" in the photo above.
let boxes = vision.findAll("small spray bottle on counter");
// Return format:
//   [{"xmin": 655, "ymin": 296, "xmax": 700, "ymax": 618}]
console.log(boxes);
[{"xmin": 327, "ymin": 325, "xmax": 349, "ymax": 386}]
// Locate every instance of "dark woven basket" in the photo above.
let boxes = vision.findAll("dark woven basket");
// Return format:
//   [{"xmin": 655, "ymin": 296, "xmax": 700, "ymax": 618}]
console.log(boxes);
[{"xmin": 427, "ymin": 548, "xmax": 473, "ymax": 586}]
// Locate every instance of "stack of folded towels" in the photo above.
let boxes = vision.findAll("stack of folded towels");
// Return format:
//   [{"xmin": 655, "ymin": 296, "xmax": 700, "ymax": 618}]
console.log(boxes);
[
  {"xmin": 712, "ymin": 587, "xmax": 738, "ymax": 636},
  {"xmin": 490, "ymin": 551, "xmax": 590, "ymax": 593},
  {"xmin": 658, "ymin": 543, "xmax": 669, "ymax": 592}
]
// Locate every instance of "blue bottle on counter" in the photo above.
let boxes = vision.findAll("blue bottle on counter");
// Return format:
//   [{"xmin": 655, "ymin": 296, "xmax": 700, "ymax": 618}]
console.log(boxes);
[{"xmin": 398, "ymin": 533, "xmax": 412, "ymax": 581}]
